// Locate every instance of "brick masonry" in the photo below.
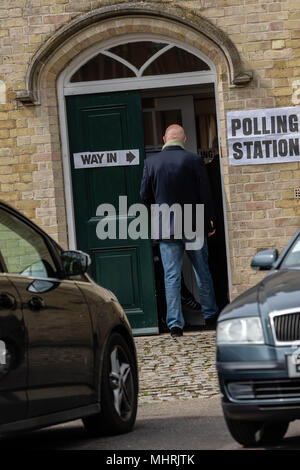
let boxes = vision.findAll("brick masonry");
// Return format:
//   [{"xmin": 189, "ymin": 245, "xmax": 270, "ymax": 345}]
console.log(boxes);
[{"xmin": 0, "ymin": 1, "xmax": 300, "ymax": 299}]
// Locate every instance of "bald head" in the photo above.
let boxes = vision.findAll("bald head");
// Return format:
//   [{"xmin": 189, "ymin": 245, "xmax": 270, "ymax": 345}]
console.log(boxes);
[{"xmin": 163, "ymin": 124, "xmax": 186, "ymax": 144}]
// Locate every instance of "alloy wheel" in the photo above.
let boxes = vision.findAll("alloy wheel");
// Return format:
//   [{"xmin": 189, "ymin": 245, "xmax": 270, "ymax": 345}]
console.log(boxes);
[{"xmin": 109, "ymin": 345, "xmax": 134, "ymax": 420}]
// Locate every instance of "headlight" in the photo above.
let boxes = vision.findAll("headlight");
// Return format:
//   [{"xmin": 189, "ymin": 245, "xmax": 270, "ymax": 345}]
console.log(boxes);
[{"xmin": 217, "ymin": 317, "xmax": 264, "ymax": 344}]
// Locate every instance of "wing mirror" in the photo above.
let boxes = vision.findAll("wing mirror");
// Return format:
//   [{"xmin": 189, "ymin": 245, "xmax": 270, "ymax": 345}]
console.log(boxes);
[
  {"xmin": 251, "ymin": 248, "xmax": 278, "ymax": 271},
  {"xmin": 61, "ymin": 250, "xmax": 91, "ymax": 276}
]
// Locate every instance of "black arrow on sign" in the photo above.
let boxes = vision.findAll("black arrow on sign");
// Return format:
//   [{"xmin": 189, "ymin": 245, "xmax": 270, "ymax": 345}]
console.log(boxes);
[{"xmin": 126, "ymin": 151, "xmax": 136, "ymax": 163}]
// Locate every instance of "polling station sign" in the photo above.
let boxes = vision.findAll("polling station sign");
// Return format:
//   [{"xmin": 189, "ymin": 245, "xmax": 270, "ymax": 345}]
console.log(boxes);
[
  {"xmin": 73, "ymin": 149, "xmax": 139, "ymax": 169},
  {"xmin": 227, "ymin": 106, "xmax": 300, "ymax": 166}
]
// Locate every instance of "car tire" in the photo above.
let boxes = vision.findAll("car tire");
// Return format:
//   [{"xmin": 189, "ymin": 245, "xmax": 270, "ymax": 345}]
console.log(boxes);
[
  {"xmin": 82, "ymin": 332, "xmax": 138, "ymax": 437},
  {"xmin": 225, "ymin": 417, "xmax": 289, "ymax": 447}
]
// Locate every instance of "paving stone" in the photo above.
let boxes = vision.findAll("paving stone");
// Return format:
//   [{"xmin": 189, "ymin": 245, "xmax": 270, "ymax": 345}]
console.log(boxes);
[{"xmin": 135, "ymin": 330, "xmax": 221, "ymax": 403}]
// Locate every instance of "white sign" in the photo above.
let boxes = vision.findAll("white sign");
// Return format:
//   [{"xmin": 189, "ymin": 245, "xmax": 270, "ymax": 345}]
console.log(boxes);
[
  {"xmin": 227, "ymin": 106, "xmax": 300, "ymax": 165},
  {"xmin": 73, "ymin": 149, "xmax": 140, "ymax": 169}
]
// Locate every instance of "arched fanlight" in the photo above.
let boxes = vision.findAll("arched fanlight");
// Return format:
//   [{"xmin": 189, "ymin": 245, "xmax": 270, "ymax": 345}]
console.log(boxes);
[{"xmin": 70, "ymin": 41, "xmax": 210, "ymax": 83}]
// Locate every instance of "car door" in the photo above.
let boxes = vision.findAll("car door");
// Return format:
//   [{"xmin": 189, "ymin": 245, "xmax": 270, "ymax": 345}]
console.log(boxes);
[
  {"xmin": 0, "ymin": 205, "xmax": 95, "ymax": 418},
  {"xmin": 0, "ymin": 271, "xmax": 27, "ymax": 425}
]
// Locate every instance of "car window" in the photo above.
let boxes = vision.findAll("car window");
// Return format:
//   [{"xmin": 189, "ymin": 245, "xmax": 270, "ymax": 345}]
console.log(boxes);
[
  {"xmin": 281, "ymin": 236, "xmax": 300, "ymax": 268},
  {"xmin": 0, "ymin": 208, "xmax": 58, "ymax": 278}
]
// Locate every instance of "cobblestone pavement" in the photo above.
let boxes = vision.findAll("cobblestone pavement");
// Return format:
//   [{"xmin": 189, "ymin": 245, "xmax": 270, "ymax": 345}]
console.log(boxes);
[{"xmin": 135, "ymin": 330, "xmax": 221, "ymax": 403}]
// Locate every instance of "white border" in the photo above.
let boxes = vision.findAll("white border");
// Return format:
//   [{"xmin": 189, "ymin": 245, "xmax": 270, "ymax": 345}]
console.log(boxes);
[
  {"xmin": 57, "ymin": 33, "xmax": 232, "ymax": 296},
  {"xmin": 132, "ymin": 327, "xmax": 159, "ymax": 336},
  {"xmin": 214, "ymin": 81, "xmax": 233, "ymax": 299}
]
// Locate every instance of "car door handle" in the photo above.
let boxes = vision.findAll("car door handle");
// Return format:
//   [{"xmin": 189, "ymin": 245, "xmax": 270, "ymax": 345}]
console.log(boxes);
[
  {"xmin": 0, "ymin": 292, "xmax": 16, "ymax": 309},
  {"xmin": 28, "ymin": 296, "xmax": 44, "ymax": 311}
]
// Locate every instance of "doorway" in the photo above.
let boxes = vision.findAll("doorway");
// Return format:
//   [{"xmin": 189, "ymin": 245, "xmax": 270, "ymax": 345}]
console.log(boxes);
[
  {"xmin": 141, "ymin": 87, "xmax": 229, "ymax": 329},
  {"xmin": 60, "ymin": 37, "xmax": 230, "ymax": 334}
]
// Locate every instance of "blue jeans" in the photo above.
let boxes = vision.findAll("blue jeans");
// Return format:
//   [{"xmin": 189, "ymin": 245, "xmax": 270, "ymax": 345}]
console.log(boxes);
[{"xmin": 159, "ymin": 238, "xmax": 218, "ymax": 330}]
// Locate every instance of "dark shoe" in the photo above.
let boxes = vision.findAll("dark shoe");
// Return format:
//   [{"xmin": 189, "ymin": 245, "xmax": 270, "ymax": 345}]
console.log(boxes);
[
  {"xmin": 204, "ymin": 315, "xmax": 218, "ymax": 330},
  {"xmin": 181, "ymin": 296, "xmax": 201, "ymax": 311},
  {"xmin": 170, "ymin": 326, "xmax": 183, "ymax": 338},
  {"xmin": 181, "ymin": 296, "xmax": 201, "ymax": 310}
]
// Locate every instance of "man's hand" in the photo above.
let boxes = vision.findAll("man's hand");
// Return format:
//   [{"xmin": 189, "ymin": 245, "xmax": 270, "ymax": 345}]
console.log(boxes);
[{"xmin": 208, "ymin": 229, "xmax": 216, "ymax": 237}]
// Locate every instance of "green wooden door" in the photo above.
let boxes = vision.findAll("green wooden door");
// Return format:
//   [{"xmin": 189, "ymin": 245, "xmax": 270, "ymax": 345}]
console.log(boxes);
[{"xmin": 66, "ymin": 91, "xmax": 158, "ymax": 334}]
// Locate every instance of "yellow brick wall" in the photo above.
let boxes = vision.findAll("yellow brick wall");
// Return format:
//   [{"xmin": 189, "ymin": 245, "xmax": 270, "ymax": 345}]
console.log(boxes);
[{"xmin": 0, "ymin": 0, "xmax": 300, "ymax": 299}]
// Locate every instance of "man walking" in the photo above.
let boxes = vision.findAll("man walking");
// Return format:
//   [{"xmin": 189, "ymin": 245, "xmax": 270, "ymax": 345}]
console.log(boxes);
[{"xmin": 140, "ymin": 124, "xmax": 219, "ymax": 338}]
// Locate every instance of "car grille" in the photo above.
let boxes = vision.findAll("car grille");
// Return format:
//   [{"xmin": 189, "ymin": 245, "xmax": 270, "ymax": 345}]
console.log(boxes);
[
  {"xmin": 254, "ymin": 380, "xmax": 300, "ymax": 400},
  {"xmin": 272, "ymin": 311, "xmax": 300, "ymax": 343},
  {"xmin": 228, "ymin": 380, "xmax": 300, "ymax": 400}
]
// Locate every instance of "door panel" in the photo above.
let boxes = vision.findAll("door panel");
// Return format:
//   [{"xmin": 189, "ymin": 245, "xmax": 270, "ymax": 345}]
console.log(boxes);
[
  {"xmin": 94, "ymin": 248, "xmax": 141, "ymax": 310},
  {"xmin": 66, "ymin": 91, "xmax": 158, "ymax": 333},
  {"xmin": 82, "ymin": 106, "xmax": 129, "ymax": 211},
  {"xmin": 0, "ymin": 275, "xmax": 27, "ymax": 424},
  {"xmin": 9, "ymin": 275, "xmax": 95, "ymax": 417}
]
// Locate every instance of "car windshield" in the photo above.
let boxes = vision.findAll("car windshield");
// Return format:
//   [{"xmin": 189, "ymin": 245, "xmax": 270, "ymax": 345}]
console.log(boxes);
[{"xmin": 281, "ymin": 234, "xmax": 300, "ymax": 268}]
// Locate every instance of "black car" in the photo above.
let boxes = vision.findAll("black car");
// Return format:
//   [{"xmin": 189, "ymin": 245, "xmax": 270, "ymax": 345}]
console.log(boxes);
[
  {"xmin": 0, "ymin": 201, "xmax": 138, "ymax": 437},
  {"xmin": 217, "ymin": 228, "xmax": 300, "ymax": 447}
]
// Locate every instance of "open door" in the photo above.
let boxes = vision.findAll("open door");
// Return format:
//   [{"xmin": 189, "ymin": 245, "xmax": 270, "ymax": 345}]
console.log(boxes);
[
  {"xmin": 142, "ymin": 92, "xmax": 229, "ymax": 326},
  {"xmin": 66, "ymin": 91, "xmax": 158, "ymax": 335},
  {"xmin": 142, "ymin": 95, "xmax": 206, "ymax": 327}
]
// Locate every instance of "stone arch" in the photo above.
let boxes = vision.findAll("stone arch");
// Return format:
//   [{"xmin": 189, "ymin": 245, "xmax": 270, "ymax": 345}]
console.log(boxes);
[
  {"xmin": 16, "ymin": 2, "xmax": 252, "ymax": 105},
  {"xmin": 16, "ymin": 2, "xmax": 244, "ymax": 294}
]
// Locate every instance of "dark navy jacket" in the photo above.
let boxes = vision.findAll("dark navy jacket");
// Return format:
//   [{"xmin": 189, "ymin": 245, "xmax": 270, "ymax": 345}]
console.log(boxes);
[{"xmin": 140, "ymin": 145, "xmax": 216, "ymax": 238}]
